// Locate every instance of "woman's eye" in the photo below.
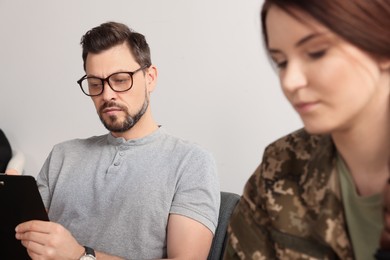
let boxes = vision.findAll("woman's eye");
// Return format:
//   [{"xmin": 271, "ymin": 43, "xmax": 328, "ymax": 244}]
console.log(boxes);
[
  {"xmin": 273, "ymin": 60, "xmax": 287, "ymax": 69},
  {"xmin": 308, "ymin": 49, "xmax": 327, "ymax": 59},
  {"xmin": 277, "ymin": 61, "xmax": 287, "ymax": 69}
]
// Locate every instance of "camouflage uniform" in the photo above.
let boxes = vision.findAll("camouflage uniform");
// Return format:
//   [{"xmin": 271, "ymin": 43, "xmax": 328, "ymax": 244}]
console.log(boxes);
[{"xmin": 224, "ymin": 129, "xmax": 354, "ymax": 260}]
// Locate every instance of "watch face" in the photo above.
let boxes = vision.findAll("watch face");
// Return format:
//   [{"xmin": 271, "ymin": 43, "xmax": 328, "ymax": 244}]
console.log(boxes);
[{"xmin": 80, "ymin": 255, "xmax": 96, "ymax": 260}]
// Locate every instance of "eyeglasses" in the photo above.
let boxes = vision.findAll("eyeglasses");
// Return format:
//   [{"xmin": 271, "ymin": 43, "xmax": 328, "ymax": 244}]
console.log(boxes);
[{"xmin": 77, "ymin": 66, "xmax": 146, "ymax": 96}]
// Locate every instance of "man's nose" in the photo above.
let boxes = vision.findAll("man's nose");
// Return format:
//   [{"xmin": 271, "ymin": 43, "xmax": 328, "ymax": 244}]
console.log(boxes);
[{"xmin": 101, "ymin": 80, "xmax": 116, "ymax": 101}]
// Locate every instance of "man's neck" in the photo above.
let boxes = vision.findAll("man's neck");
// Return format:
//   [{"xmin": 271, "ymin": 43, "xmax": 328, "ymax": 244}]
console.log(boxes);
[{"xmin": 110, "ymin": 113, "xmax": 159, "ymax": 140}]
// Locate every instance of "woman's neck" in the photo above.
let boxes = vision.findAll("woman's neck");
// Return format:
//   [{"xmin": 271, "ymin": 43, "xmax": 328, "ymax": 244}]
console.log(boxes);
[{"xmin": 332, "ymin": 99, "xmax": 390, "ymax": 196}]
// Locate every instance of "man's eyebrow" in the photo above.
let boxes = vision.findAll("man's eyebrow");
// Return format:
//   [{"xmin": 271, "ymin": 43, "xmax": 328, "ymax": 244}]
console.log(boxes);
[
  {"xmin": 86, "ymin": 74, "xmax": 100, "ymax": 78},
  {"xmin": 268, "ymin": 32, "xmax": 326, "ymax": 54}
]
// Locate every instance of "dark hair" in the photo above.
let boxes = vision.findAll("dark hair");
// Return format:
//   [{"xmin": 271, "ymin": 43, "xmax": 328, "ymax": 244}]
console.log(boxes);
[
  {"xmin": 261, "ymin": 0, "xmax": 390, "ymax": 60},
  {"xmin": 80, "ymin": 21, "xmax": 152, "ymax": 71}
]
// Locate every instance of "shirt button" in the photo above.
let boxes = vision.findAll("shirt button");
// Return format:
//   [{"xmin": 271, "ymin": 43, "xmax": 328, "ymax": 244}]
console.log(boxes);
[{"xmin": 114, "ymin": 162, "xmax": 120, "ymax": 166}]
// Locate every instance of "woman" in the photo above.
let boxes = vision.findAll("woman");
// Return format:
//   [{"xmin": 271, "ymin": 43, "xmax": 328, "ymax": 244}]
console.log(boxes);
[{"xmin": 224, "ymin": 0, "xmax": 390, "ymax": 259}]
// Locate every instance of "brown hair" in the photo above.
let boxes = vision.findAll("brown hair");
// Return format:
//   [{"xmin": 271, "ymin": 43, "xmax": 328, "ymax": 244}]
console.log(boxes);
[
  {"xmin": 261, "ymin": 0, "xmax": 390, "ymax": 60},
  {"xmin": 80, "ymin": 21, "xmax": 152, "ymax": 71}
]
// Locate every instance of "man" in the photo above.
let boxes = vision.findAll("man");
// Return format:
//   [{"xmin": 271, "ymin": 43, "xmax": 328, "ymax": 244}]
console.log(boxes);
[{"xmin": 15, "ymin": 21, "xmax": 220, "ymax": 260}]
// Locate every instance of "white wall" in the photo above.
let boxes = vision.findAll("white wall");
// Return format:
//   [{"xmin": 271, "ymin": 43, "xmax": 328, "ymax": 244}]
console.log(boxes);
[{"xmin": 0, "ymin": 0, "xmax": 302, "ymax": 194}]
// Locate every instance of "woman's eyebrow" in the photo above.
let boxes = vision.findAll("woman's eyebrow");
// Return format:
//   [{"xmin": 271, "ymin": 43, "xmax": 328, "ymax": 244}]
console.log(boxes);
[
  {"xmin": 268, "ymin": 32, "xmax": 327, "ymax": 53},
  {"xmin": 295, "ymin": 32, "xmax": 326, "ymax": 47}
]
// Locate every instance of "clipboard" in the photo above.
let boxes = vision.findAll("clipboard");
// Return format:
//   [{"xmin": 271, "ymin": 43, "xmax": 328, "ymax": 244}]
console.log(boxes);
[{"xmin": 0, "ymin": 174, "xmax": 49, "ymax": 259}]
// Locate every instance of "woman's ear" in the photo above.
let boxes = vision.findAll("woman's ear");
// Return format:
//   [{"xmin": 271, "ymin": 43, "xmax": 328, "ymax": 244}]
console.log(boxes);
[
  {"xmin": 379, "ymin": 59, "xmax": 390, "ymax": 70},
  {"xmin": 145, "ymin": 65, "xmax": 158, "ymax": 92}
]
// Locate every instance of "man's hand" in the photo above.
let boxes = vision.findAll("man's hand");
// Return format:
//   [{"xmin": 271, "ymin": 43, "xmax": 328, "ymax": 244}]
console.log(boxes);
[
  {"xmin": 15, "ymin": 220, "xmax": 84, "ymax": 260},
  {"xmin": 5, "ymin": 168, "xmax": 20, "ymax": 175}
]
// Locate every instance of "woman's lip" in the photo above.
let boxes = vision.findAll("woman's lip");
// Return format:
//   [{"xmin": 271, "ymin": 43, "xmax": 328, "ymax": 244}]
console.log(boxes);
[{"xmin": 294, "ymin": 101, "xmax": 319, "ymax": 113}]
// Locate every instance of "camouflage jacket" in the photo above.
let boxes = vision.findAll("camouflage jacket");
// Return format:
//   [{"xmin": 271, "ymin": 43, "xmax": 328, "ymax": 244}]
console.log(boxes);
[{"xmin": 224, "ymin": 129, "xmax": 354, "ymax": 260}]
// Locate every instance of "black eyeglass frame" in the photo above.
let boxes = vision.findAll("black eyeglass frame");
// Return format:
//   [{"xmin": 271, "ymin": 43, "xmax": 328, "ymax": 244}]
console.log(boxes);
[{"xmin": 77, "ymin": 66, "xmax": 147, "ymax": 97}]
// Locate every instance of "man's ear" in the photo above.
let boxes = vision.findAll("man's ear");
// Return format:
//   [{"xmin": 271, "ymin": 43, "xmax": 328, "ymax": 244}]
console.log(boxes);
[{"xmin": 145, "ymin": 65, "xmax": 158, "ymax": 92}]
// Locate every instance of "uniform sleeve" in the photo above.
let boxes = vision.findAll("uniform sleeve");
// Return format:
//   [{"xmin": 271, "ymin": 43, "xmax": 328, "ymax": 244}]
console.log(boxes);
[
  {"xmin": 169, "ymin": 146, "xmax": 220, "ymax": 234},
  {"xmin": 223, "ymin": 151, "xmax": 276, "ymax": 259}
]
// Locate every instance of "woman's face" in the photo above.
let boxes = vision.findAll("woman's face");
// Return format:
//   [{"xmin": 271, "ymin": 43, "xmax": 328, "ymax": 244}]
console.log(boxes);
[{"xmin": 266, "ymin": 6, "xmax": 389, "ymax": 135}]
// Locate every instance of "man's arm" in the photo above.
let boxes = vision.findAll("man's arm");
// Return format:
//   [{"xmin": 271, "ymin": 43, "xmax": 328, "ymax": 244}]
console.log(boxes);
[
  {"xmin": 15, "ymin": 220, "xmax": 87, "ymax": 259},
  {"xmin": 16, "ymin": 217, "xmax": 213, "ymax": 260},
  {"xmin": 15, "ymin": 220, "xmax": 125, "ymax": 260},
  {"xmin": 165, "ymin": 214, "xmax": 213, "ymax": 260}
]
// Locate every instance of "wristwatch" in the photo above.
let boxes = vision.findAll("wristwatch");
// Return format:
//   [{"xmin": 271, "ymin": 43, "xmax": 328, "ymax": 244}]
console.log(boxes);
[{"xmin": 79, "ymin": 246, "xmax": 96, "ymax": 260}]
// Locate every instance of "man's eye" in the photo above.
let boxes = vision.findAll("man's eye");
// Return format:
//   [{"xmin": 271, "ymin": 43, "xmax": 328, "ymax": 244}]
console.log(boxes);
[
  {"xmin": 114, "ymin": 79, "xmax": 128, "ymax": 83},
  {"xmin": 87, "ymin": 81, "xmax": 102, "ymax": 88}
]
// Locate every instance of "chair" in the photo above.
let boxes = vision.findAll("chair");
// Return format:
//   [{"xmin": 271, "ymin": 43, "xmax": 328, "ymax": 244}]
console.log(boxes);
[{"xmin": 208, "ymin": 191, "xmax": 241, "ymax": 260}]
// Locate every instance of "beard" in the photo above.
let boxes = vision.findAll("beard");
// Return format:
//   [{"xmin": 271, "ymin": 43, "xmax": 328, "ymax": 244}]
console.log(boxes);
[{"xmin": 98, "ymin": 92, "xmax": 149, "ymax": 133}]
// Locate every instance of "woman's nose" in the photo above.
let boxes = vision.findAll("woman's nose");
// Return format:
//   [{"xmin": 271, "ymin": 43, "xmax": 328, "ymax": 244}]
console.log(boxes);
[{"xmin": 281, "ymin": 61, "xmax": 308, "ymax": 93}]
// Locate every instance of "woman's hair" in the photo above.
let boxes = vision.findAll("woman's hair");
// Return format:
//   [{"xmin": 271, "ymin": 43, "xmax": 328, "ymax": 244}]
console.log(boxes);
[
  {"xmin": 80, "ymin": 21, "xmax": 152, "ymax": 71},
  {"xmin": 261, "ymin": 0, "xmax": 390, "ymax": 60}
]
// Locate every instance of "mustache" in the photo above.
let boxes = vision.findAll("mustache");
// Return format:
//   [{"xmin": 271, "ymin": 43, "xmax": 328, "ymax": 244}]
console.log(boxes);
[{"xmin": 99, "ymin": 101, "xmax": 127, "ymax": 113}]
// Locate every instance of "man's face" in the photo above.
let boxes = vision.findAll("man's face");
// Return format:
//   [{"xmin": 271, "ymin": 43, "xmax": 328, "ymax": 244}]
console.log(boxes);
[{"xmin": 85, "ymin": 43, "xmax": 153, "ymax": 134}]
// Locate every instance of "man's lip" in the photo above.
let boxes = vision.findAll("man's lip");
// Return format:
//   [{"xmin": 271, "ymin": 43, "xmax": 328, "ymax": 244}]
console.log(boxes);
[{"xmin": 102, "ymin": 107, "xmax": 122, "ymax": 113}]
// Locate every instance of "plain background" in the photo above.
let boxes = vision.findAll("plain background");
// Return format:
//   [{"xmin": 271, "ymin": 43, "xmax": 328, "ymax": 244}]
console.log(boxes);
[{"xmin": 0, "ymin": 0, "xmax": 301, "ymax": 195}]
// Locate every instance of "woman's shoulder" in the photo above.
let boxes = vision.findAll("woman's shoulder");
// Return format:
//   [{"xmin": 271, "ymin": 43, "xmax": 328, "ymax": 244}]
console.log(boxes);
[
  {"xmin": 259, "ymin": 128, "xmax": 335, "ymax": 180},
  {"xmin": 265, "ymin": 128, "xmax": 332, "ymax": 157}
]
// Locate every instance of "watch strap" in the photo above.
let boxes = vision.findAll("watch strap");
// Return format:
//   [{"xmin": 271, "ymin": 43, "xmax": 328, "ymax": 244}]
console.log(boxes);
[{"xmin": 84, "ymin": 246, "xmax": 96, "ymax": 257}]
